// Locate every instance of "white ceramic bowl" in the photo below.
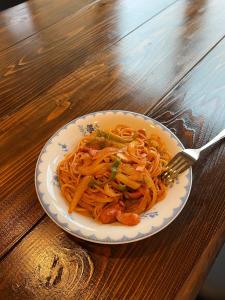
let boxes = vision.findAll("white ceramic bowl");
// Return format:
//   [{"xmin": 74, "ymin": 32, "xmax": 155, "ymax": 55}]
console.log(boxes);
[{"xmin": 35, "ymin": 110, "xmax": 192, "ymax": 244}]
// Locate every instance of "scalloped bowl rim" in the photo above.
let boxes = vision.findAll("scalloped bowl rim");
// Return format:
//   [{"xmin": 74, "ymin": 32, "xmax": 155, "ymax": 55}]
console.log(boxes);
[{"xmin": 35, "ymin": 110, "xmax": 192, "ymax": 244}]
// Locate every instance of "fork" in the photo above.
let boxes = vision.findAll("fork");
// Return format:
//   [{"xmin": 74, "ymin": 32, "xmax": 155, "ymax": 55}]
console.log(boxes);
[{"xmin": 161, "ymin": 129, "xmax": 225, "ymax": 185}]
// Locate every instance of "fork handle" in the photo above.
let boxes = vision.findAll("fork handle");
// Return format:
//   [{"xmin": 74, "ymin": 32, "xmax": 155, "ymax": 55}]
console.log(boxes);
[{"xmin": 199, "ymin": 129, "xmax": 225, "ymax": 152}]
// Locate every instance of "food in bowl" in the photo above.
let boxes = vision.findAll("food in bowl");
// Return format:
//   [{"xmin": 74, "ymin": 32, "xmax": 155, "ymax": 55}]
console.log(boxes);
[{"xmin": 57, "ymin": 125, "xmax": 170, "ymax": 225}]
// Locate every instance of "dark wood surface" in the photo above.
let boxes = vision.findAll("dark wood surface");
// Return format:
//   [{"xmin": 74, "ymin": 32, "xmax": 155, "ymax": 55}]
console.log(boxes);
[
  {"xmin": 0, "ymin": 0, "xmax": 224, "ymax": 299},
  {"xmin": 0, "ymin": 0, "xmax": 94, "ymax": 51}
]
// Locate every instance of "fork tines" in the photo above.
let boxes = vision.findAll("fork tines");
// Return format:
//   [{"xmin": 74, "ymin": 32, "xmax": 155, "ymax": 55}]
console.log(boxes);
[{"xmin": 161, "ymin": 152, "xmax": 194, "ymax": 184}]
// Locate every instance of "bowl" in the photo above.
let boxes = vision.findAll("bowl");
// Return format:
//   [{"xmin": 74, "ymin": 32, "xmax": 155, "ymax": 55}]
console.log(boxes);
[{"xmin": 35, "ymin": 110, "xmax": 192, "ymax": 244}]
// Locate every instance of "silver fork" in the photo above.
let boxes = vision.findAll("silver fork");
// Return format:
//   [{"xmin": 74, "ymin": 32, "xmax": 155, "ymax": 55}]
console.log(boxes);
[{"xmin": 161, "ymin": 129, "xmax": 225, "ymax": 185}]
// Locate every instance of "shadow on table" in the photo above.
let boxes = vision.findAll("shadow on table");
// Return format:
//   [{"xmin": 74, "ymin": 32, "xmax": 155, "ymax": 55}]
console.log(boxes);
[
  {"xmin": 66, "ymin": 213, "xmax": 188, "ymax": 260},
  {"xmin": 0, "ymin": 0, "xmax": 27, "ymax": 11},
  {"xmin": 197, "ymin": 243, "xmax": 225, "ymax": 300}
]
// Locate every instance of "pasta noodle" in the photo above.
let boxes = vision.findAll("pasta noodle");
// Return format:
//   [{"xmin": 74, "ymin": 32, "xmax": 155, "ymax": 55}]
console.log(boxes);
[{"xmin": 57, "ymin": 125, "xmax": 170, "ymax": 226}]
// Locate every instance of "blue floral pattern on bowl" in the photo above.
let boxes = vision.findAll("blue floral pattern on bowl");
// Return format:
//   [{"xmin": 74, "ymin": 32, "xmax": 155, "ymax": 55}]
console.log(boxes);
[
  {"xmin": 78, "ymin": 122, "xmax": 99, "ymax": 135},
  {"xmin": 58, "ymin": 143, "xmax": 68, "ymax": 152},
  {"xmin": 52, "ymin": 173, "xmax": 60, "ymax": 187},
  {"xmin": 141, "ymin": 211, "xmax": 159, "ymax": 219},
  {"xmin": 35, "ymin": 110, "xmax": 192, "ymax": 244}
]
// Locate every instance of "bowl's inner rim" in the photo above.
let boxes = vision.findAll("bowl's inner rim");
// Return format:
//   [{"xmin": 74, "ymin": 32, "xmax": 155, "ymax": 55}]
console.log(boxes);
[{"xmin": 35, "ymin": 111, "xmax": 192, "ymax": 243}]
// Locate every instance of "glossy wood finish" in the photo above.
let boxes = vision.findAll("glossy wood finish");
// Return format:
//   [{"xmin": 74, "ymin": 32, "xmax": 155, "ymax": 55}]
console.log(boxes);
[
  {"xmin": 0, "ymin": 0, "xmax": 225, "ymax": 299},
  {"xmin": 0, "ymin": 0, "xmax": 94, "ymax": 51},
  {"xmin": 0, "ymin": 0, "xmax": 178, "ymax": 256},
  {"xmin": 0, "ymin": 0, "xmax": 177, "ymax": 117}
]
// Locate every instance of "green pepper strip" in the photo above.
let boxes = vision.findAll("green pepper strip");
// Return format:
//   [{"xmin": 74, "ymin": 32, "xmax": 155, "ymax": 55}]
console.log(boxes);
[
  {"xmin": 117, "ymin": 184, "xmax": 126, "ymax": 191},
  {"xmin": 110, "ymin": 159, "xmax": 121, "ymax": 180},
  {"xmin": 88, "ymin": 159, "xmax": 121, "ymax": 187},
  {"xmin": 96, "ymin": 129, "xmax": 133, "ymax": 143}
]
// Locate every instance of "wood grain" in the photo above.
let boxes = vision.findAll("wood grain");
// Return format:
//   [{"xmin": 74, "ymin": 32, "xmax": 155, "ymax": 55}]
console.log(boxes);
[
  {"xmin": 1, "ymin": 25, "xmax": 225, "ymax": 300},
  {"xmin": 1, "ymin": 0, "xmax": 225, "ymax": 257},
  {"xmin": 1, "ymin": 0, "xmax": 225, "ymax": 298},
  {"xmin": 0, "ymin": 0, "xmax": 181, "ymax": 257},
  {"xmin": 147, "ymin": 35, "xmax": 225, "ymax": 299},
  {"xmin": 0, "ymin": 0, "xmax": 94, "ymax": 52},
  {"xmin": 2, "ymin": 0, "xmax": 225, "ymax": 164},
  {"xmin": 0, "ymin": 0, "xmax": 177, "ymax": 117}
]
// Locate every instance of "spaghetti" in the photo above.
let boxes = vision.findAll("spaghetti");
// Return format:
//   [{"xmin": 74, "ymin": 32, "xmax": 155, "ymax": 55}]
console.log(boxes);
[{"xmin": 58, "ymin": 125, "xmax": 170, "ymax": 226}]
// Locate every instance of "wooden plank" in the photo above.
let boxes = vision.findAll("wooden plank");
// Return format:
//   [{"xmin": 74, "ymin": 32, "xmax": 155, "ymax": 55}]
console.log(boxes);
[
  {"xmin": 2, "ymin": 0, "xmax": 225, "ymax": 163},
  {"xmin": 0, "ymin": 0, "xmax": 181, "ymax": 117},
  {"xmin": 144, "ymin": 36, "xmax": 225, "ymax": 300},
  {"xmin": 1, "ymin": 0, "xmax": 225, "ymax": 258},
  {"xmin": 1, "ymin": 34, "xmax": 225, "ymax": 300},
  {"xmin": 0, "ymin": 0, "xmax": 95, "ymax": 51},
  {"xmin": 1, "ymin": 0, "xmax": 225, "ymax": 119},
  {"xmin": 0, "ymin": 0, "xmax": 179, "ymax": 256},
  {"xmin": 1, "ymin": 6, "xmax": 225, "ymax": 300}
]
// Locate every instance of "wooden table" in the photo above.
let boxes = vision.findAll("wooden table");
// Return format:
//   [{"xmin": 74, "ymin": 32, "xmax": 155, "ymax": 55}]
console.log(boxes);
[{"xmin": 0, "ymin": 0, "xmax": 225, "ymax": 299}]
